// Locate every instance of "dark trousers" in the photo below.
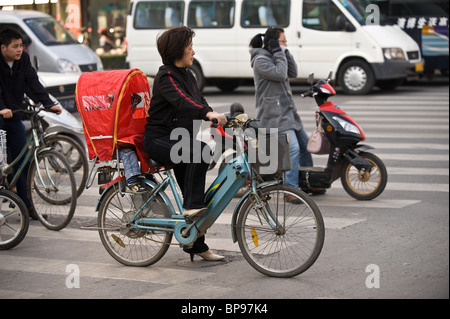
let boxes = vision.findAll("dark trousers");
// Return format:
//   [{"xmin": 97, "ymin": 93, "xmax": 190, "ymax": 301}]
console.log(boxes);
[
  {"xmin": 144, "ymin": 134, "xmax": 211, "ymax": 209},
  {"xmin": 144, "ymin": 134, "xmax": 211, "ymax": 253},
  {"xmin": 0, "ymin": 119, "xmax": 31, "ymax": 207}
]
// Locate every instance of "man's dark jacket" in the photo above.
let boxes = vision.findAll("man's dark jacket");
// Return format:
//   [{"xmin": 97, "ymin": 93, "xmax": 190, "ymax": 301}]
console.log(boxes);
[
  {"xmin": 145, "ymin": 64, "xmax": 213, "ymax": 139},
  {"xmin": 0, "ymin": 50, "xmax": 53, "ymax": 120}
]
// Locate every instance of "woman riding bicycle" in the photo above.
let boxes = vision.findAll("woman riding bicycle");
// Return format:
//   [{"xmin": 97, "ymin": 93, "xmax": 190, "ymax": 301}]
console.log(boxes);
[{"xmin": 143, "ymin": 26, "xmax": 227, "ymax": 261}]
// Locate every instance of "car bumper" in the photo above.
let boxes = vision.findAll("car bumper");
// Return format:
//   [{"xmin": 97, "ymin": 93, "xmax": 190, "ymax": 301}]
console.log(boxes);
[{"xmin": 371, "ymin": 59, "xmax": 424, "ymax": 81}]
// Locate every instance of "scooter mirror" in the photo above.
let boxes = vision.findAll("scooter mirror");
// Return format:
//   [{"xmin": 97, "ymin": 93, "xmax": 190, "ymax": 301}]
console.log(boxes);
[
  {"xmin": 327, "ymin": 71, "xmax": 333, "ymax": 82},
  {"xmin": 308, "ymin": 73, "xmax": 314, "ymax": 85}
]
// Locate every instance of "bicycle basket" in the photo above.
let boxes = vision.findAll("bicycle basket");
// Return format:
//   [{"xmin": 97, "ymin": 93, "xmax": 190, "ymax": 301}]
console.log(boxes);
[
  {"xmin": 248, "ymin": 133, "xmax": 290, "ymax": 176},
  {"xmin": 0, "ymin": 130, "xmax": 7, "ymax": 166}
]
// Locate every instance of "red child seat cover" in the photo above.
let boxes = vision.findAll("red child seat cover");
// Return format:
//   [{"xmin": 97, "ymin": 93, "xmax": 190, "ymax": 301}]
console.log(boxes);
[{"xmin": 75, "ymin": 69, "xmax": 151, "ymax": 172}]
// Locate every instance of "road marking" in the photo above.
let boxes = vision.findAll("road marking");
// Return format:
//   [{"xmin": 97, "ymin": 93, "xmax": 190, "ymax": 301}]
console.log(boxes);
[
  {"xmin": 386, "ymin": 167, "xmax": 449, "ymax": 176},
  {"xmin": 133, "ymin": 282, "xmax": 233, "ymax": 299},
  {"xmin": 330, "ymin": 182, "xmax": 448, "ymax": 192},
  {"xmin": 374, "ymin": 153, "xmax": 449, "ymax": 162},
  {"xmin": 365, "ymin": 143, "xmax": 449, "ymax": 151},
  {"xmin": 0, "ymin": 254, "xmax": 212, "ymax": 285},
  {"xmin": 0, "ymin": 289, "xmax": 43, "ymax": 299},
  {"xmin": 311, "ymin": 197, "xmax": 420, "ymax": 209}
]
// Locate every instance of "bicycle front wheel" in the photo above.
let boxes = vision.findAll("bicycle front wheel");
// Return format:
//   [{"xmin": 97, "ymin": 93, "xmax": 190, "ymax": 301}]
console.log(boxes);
[
  {"xmin": 236, "ymin": 185, "xmax": 325, "ymax": 278},
  {"xmin": 44, "ymin": 134, "xmax": 88, "ymax": 198},
  {"xmin": 98, "ymin": 183, "xmax": 173, "ymax": 267},
  {"xmin": 27, "ymin": 150, "xmax": 77, "ymax": 231},
  {"xmin": 0, "ymin": 189, "xmax": 29, "ymax": 250}
]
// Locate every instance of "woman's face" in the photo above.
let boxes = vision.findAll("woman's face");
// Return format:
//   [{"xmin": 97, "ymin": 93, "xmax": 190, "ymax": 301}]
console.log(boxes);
[
  {"xmin": 278, "ymin": 32, "xmax": 287, "ymax": 47},
  {"xmin": 175, "ymin": 40, "xmax": 195, "ymax": 68}
]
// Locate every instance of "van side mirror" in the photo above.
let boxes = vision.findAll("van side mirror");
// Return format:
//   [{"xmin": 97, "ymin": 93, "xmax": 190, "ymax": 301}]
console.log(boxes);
[
  {"xmin": 327, "ymin": 71, "xmax": 333, "ymax": 82},
  {"xmin": 308, "ymin": 73, "xmax": 314, "ymax": 85},
  {"xmin": 22, "ymin": 33, "xmax": 32, "ymax": 47}
]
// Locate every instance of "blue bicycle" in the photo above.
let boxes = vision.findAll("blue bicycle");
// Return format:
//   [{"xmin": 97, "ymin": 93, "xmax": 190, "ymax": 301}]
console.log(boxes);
[{"xmin": 96, "ymin": 116, "xmax": 325, "ymax": 277}]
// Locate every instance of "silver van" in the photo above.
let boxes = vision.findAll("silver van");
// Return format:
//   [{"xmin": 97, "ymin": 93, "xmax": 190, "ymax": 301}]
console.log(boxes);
[{"xmin": 0, "ymin": 10, "xmax": 103, "ymax": 73}]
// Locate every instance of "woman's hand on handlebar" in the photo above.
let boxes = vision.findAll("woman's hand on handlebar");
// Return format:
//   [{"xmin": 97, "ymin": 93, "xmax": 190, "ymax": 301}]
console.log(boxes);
[{"xmin": 206, "ymin": 111, "xmax": 227, "ymax": 126}]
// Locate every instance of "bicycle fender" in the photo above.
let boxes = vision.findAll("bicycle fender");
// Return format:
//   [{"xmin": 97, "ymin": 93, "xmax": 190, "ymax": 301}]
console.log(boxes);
[
  {"xmin": 352, "ymin": 144, "xmax": 374, "ymax": 152},
  {"xmin": 230, "ymin": 180, "xmax": 280, "ymax": 243}
]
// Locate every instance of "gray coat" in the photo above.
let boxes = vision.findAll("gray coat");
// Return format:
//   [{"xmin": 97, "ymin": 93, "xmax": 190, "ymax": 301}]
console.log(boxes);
[{"xmin": 250, "ymin": 48, "xmax": 303, "ymax": 132}]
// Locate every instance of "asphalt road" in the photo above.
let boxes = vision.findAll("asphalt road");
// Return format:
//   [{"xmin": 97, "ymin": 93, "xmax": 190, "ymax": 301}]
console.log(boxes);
[{"xmin": 0, "ymin": 78, "xmax": 448, "ymax": 304}]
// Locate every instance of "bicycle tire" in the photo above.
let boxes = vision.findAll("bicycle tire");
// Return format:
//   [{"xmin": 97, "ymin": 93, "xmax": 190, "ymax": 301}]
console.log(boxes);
[
  {"xmin": 236, "ymin": 184, "xmax": 325, "ymax": 278},
  {"xmin": 98, "ymin": 182, "xmax": 173, "ymax": 267},
  {"xmin": 0, "ymin": 189, "xmax": 29, "ymax": 250},
  {"xmin": 44, "ymin": 134, "xmax": 88, "ymax": 198},
  {"xmin": 27, "ymin": 149, "xmax": 77, "ymax": 231}
]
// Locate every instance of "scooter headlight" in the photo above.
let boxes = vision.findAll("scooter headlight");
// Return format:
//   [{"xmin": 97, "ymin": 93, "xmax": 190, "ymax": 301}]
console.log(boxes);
[{"xmin": 333, "ymin": 116, "xmax": 361, "ymax": 135}]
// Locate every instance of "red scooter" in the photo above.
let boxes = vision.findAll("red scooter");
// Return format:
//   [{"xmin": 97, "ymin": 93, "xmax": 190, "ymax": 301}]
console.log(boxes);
[
  {"xmin": 299, "ymin": 72, "xmax": 387, "ymax": 200},
  {"xmin": 210, "ymin": 73, "xmax": 387, "ymax": 200}
]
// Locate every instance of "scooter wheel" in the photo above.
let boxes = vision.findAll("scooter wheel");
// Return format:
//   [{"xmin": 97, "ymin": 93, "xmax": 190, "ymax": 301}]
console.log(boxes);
[{"xmin": 341, "ymin": 152, "xmax": 388, "ymax": 200}]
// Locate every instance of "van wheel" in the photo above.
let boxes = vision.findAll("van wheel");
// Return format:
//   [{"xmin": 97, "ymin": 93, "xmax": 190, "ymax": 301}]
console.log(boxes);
[
  {"xmin": 338, "ymin": 60, "xmax": 375, "ymax": 95},
  {"xmin": 189, "ymin": 63, "xmax": 205, "ymax": 92}
]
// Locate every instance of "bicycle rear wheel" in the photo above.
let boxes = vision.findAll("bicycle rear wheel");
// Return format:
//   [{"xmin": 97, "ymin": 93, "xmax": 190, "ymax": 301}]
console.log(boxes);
[
  {"xmin": 98, "ymin": 182, "xmax": 173, "ymax": 267},
  {"xmin": 236, "ymin": 185, "xmax": 325, "ymax": 278},
  {"xmin": 0, "ymin": 189, "xmax": 29, "ymax": 250},
  {"xmin": 27, "ymin": 150, "xmax": 77, "ymax": 231}
]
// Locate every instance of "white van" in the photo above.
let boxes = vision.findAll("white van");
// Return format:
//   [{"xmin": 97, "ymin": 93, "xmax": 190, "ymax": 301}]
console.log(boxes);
[
  {"xmin": 0, "ymin": 10, "xmax": 103, "ymax": 73},
  {"xmin": 126, "ymin": 0, "xmax": 423, "ymax": 94}
]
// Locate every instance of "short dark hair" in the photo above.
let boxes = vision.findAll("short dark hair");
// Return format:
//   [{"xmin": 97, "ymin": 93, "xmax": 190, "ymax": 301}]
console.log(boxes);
[
  {"xmin": 0, "ymin": 27, "xmax": 23, "ymax": 47},
  {"xmin": 157, "ymin": 26, "xmax": 195, "ymax": 65}
]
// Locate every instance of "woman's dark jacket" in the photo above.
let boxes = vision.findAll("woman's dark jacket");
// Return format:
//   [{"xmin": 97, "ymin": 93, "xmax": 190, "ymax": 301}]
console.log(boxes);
[
  {"xmin": 0, "ymin": 51, "xmax": 54, "ymax": 121},
  {"xmin": 145, "ymin": 64, "xmax": 213, "ymax": 139}
]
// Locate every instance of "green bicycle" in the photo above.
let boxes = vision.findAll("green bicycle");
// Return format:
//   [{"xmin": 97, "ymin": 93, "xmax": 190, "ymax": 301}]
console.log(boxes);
[
  {"xmin": 96, "ymin": 115, "xmax": 325, "ymax": 277},
  {"xmin": 1, "ymin": 105, "xmax": 77, "ymax": 231}
]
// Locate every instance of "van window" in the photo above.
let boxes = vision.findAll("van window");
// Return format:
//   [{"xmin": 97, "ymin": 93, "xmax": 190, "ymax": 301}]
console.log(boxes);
[
  {"xmin": 188, "ymin": 1, "xmax": 235, "ymax": 28},
  {"xmin": 241, "ymin": 0, "xmax": 290, "ymax": 27},
  {"xmin": 25, "ymin": 18, "xmax": 78, "ymax": 45},
  {"xmin": 302, "ymin": 0, "xmax": 343, "ymax": 31},
  {"xmin": 134, "ymin": 1, "xmax": 184, "ymax": 29}
]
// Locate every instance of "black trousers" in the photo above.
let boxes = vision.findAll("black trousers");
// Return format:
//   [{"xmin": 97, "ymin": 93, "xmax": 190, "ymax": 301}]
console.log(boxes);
[
  {"xmin": 144, "ymin": 134, "xmax": 211, "ymax": 253},
  {"xmin": 144, "ymin": 134, "xmax": 211, "ymax": 209}
]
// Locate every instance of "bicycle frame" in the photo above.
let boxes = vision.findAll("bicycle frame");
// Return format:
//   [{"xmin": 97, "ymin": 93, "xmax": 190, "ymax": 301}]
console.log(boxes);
[
  {"xmin": 110, "ymin": 137, "xmax": 284, "ymax": 247},
  {"xmin": 1, "ymin": 111, "xmax": 54, "ymax": 192}
]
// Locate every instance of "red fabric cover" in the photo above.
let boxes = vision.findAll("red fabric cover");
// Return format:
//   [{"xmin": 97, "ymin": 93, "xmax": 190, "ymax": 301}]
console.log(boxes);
[{"xmin": 75, "ymin": 69, "xmax": 151, "ymax": 172}]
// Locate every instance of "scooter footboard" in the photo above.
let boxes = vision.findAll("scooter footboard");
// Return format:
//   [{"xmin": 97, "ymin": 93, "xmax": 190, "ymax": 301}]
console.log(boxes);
[{"xmin": 299, "ymin": 168, "xmax": 333, "ymax": 189}]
